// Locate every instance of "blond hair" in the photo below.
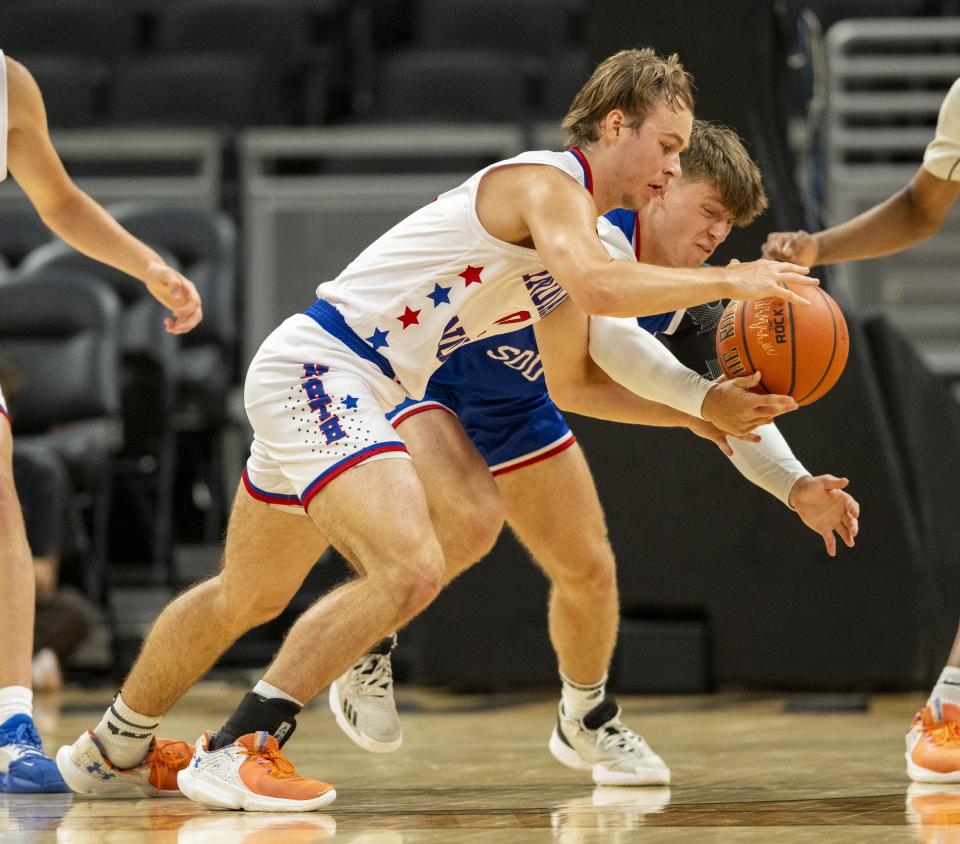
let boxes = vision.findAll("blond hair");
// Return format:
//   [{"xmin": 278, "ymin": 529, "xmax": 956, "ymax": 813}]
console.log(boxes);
[
  {"xmin": 562, "ymin": 48, "xmax": 694, "ymax": 148},
  {"xmin": 682, "ymin": 120, "xmax": 768, "ymax": 227}
]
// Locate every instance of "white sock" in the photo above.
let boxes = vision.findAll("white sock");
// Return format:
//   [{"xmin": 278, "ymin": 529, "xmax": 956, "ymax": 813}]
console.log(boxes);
[
  {"xmin": 560, "ymin": 672, "xmax": 607, "ymax": 721},
  {"xmin": 928, "ymin": 666, "xmax": 960, "ymax": 714},
  {"xmin": 0, "ymin": 686, "xmax": 32, "ymax": 724},
  {"xmin": 93, "ymin": 693, "xmax": 161, "ymax": 770},
  {"xmin": 253, "ymin": 680, "xmax": 304, "ymax": 707}
]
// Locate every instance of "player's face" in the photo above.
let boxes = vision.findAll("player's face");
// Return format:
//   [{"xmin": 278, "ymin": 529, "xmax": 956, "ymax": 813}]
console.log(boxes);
[
  {"xmin": 614, "ymin": 103, "xmax": 692, "ymax": 210},
  {"xmin": 652, "ymin": 178, "xmax": 734, "ymax": 267}
]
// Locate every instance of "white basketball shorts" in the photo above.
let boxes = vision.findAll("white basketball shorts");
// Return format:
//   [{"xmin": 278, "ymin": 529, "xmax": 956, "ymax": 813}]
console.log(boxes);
[{"xmin": 243, "ymin": 307, "xmax": 411, "ymax": 514}]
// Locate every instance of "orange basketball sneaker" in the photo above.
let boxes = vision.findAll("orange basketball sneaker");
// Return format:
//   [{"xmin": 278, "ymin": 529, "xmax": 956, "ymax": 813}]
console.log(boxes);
[
  {"xmin": 56, "ymin": 730, "xmax": 192, "ymax": 797},
  {"xmin": 906, "ymin": 703, "xmax": 960, "ymax": 783},
  {"xmin": 177, "ymin": 731, "xmax": 336, "ymax": 812}
]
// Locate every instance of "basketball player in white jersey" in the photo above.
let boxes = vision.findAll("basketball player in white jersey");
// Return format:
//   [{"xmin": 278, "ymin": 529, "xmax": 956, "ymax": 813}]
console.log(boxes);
[
  {"xmin": 0, "ymin": 52, "xmax": 202, "ymax": 792},
  {"xmin": 764, "ymin": 77, "xmax": 960, "ymax": 784},
  {"xmin": 58, "ymin": 48, "xmax": 819, "ymax": 811},
  {"xmin": 326, "ymin": 120, "xmax": 860, "ymax": 787}
]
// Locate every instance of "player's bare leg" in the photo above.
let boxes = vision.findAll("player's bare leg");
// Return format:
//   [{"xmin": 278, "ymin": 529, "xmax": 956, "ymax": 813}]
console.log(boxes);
[
  {"xmin": 329, "ymin": 409, "xmax": 503, "ymax": 752},
  {"xmin": 497, "ymin": 442, "xmax": 669, "ymax": 786},
  {"xmin": 907, "ymin": 620, "xmax": 960, "ymax": 782},
  {"xmin": 496, "ymin": 443, "xmax": 617, "ymax": 687},
  {"xmin": 0, "ymin": 417, "xmax": 68, "ymax": 792},
  {"xmin": 56, "ymin": 486, "xmax": 329, "ymax": 797},
  {"xmin": 262, "ymin": 457, "xmax": 444, "ymax": 701},
  {"xmin": 122, "ymin": 489, "xmax": 329, "ymax": 717},
  {"xmin": 399, "ymin": 410, "xmax": 504, "ymax": 577},
  {"xmin": 0, "ymin": 422, "xmax": 34, "ymax": 694}
]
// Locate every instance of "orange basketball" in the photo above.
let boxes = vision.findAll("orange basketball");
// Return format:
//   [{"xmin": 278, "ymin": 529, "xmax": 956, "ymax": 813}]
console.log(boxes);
[{"xmin": 715, "ymin": 284, "xmax": 849, "ymax": 405}]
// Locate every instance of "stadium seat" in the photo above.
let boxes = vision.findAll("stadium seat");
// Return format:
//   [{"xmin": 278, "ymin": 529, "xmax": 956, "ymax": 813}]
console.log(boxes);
[
  {"xmin": 107, "ymin": 202, "xmax": 238, "ymax": 539},
  {"xmin": 0, "ymin": 208, "xmax": 52, "ymax": 269},
  {"xmin": 15, "ymin": 55, "xmax": 109, "ymax": 128},
  {"xmin": 20, "ymin": 242, "xmax": 181, "ymax": 586},
  {"xmin": 0, "ymin": 1, "xmax": 137, "ymax": 60},
  {"xmin": 412, "ymin": 0, "xmax": 572, "ymax": 53},
  {"xmin": 0, "ymin": 271, "xmax": 122, "ymax": 601},
  {"xmin": 371, "ymin": 49, "xmax": 531, "ymax": 123},
  {"xmin": 108, "ymin": 55, "xmax": 273, "ymax": 128}
]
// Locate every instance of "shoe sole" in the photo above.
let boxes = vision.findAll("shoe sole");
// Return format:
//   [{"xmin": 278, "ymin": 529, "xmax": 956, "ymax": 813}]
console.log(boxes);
[
  {"xmin": 906, "ymin": 752, "xmax": 960, "ymax": 783},
  {"xmin": 0, "ymin": 770, "xmax": 70, "ymax": 793},
  {"xmin": 328, "ymin": 682, "xmax": 402, "ymax": 754},
  {"xmin": 177, "ymin": 765, "xmax": 337, "ymax": 812},
  {"xmin": 55, "ymin": 744, "xmax": 180, "ymax": 798},
  {"xmin": 549, "ymin": 728, "xmax": 671, "ymax": 786}
]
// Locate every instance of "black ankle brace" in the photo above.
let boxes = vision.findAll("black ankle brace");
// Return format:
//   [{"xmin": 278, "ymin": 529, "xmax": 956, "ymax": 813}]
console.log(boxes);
[{"xmin": 211, "ymin": 692, "xmax": 301, "ymax": 750}]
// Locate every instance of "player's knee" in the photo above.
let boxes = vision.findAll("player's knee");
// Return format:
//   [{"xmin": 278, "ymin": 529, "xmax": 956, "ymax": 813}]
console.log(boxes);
[
  {"xmin": 453, "ymin": 494, "xmax": 504, "ymax": 565},
  {"xmin": 213, "ymin": 573, "xmax": 291, "ymax": 632},
  {"xmin": 387, "ymin": 544, "xmax": 445, "ymax": 621},
  {"xmin": 553, "ymin": 543, "xmax": 617, "ymax": 598}
]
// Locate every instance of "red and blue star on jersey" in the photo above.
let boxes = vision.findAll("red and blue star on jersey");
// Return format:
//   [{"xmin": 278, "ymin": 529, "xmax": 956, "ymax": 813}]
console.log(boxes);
[
  {"xmin": 361, "ymin": 264, "xmax": 565, "ymax": 364},
  {"xmin": 364, "ymin": 264, "xmax": 486, "ymax": 352}
]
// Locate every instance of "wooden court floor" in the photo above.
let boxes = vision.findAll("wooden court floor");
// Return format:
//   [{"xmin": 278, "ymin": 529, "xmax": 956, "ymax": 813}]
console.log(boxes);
[{"xmin": 1, "ymin": 684, "xmax": 954, "ymax": 842}]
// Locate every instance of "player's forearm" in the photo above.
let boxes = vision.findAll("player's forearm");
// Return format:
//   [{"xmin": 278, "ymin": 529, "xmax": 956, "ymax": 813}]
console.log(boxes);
[
  {"xmin": 549, "ymin": 364, "xmax": 695, "ymax": 428},
  {"xmin": 814, "ymin": 185, "xmax": 938, "ymax": 266},
  {"xmin": 726, "ymin": 422, "xmax": 809, "ymax": 506},
  {"xmin": 39, "ymin": 190, "xmax": 164, "ymax": 284},
  {"xmin": 588, "ymin": 316, "xmax": 712, "ymax": 419},
  {"xmin": 580, "ymin": 261, "xmax": 729, "ymax": 318}
]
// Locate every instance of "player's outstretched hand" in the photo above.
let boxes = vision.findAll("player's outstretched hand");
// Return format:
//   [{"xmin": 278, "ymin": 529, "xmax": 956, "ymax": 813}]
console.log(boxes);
[
  {"xmin": 788, "ymin": 474, "xmax": 860, "ymax": 557},
  {"xmin": 701, "ymin": 371, "xmax": 797, "ymax": 438},
  {"xmin": 145, "ymin": 261, "xmax": 204, "ymax": 334},
  {"xmin": 762, "ymin": 230, "xmax": 819, "ymax": 267},
  {"xmin": 722, "ymin": 257, "xmax": 818, "ymax": 306}
]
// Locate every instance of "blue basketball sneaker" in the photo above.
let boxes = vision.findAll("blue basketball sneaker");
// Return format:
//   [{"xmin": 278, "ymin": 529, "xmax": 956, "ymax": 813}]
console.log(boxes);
[{"xmin": 0, "ymin": 713, "xmax": 69, "ymax": 792}]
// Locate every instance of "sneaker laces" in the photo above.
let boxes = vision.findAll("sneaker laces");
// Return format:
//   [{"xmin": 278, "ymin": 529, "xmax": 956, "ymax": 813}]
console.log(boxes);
[
  {"xmin": 924, "ymin": 721, "xmax": 960, "ymax": 747},
  {"xmin": 242, "ymin": 745, "xmax": 297, "ymax": 779},
  {"xmin": 150, "ymin": 740, "xmax": 191, "ymax": 770},
  {"xmin": 597, "ymin": 720, "xmax": 650, "ymax": 757},
  {"xmin": 0, "ymin": 720, "xmax": 46, "ymax": 758},
  {"xmin": 350, "ymin": 651, "xmax": 394, "ymax": 698}
]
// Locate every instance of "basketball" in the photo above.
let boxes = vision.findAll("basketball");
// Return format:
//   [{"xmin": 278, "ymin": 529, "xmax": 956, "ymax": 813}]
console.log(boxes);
[{"xmin": 715, "ymin": 284, "xmax": 849, "ymax": 405}]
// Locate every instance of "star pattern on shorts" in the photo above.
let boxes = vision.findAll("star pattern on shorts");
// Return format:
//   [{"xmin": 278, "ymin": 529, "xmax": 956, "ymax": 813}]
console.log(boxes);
[
  {"xmin": 343, "ymin": 395, "xmax": 359, "ymax": 409},
  {"xmin": 459, "ymin": 265, "xmax": 484, "ymax": 286},
  {"xmin": 396, "ymin": 305, "xmax": 421, "ymax": 329},
  {"xmin": 366, "ymin": 327, "xmax": 390, "ymax": 350},
  {"xmin": 426, "ymin": 282, "xmax": 451, "ymax": 307}
]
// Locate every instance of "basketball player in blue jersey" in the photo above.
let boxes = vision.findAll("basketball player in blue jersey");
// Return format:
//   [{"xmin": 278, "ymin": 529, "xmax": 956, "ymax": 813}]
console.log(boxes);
[
  {"xmin": 765, "ymin": 77, "xmax": 960, "ymax": 784},
  {"xmin": 326, "ymin": 121, "xmax": 860, "ymax": 786},
  {"xmin": 0, "ymin": 53, "xmax": 202, "ymax": 792},
  {"xmin": 59, "ymin": 48, "xmax": 822, "ymax": 811}
]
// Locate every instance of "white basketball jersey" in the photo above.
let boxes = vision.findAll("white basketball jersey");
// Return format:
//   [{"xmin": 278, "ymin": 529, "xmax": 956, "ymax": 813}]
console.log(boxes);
[
  {"xmin": 0, "ymin": 50, "xmax": 7, "ymax": 182},
  {"xmin": 316, "ymin": 150, "xmax": 587, "ymax": 399},
  {"xmin": 924, "ymin": 77, "xmax": 960, "ymax": 182}
]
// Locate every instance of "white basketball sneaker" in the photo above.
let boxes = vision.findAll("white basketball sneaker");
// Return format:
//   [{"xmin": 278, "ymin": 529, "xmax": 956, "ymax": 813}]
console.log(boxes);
[
  {"xmin": 329, "ymin": 634, "xmax": 402, "ymax": 753},
  {"xmin": 177, "ymin": 730, "xmax": 336, "ymax": 812},
  {"xmin": 549, "ymin": 699, "xmax": 671, "ymax": 786},
  {"xmin": 56, "ymin": 729, "xmax": 192, "ymax": 797}
]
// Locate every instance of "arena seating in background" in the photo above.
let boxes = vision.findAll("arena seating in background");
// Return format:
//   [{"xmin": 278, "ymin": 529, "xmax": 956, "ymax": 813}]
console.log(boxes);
[
  {"xmin": 107, "ymin": 55, "xmax": 273, "ymax": 128},
  {"xmin": 370, "ymin": 50, "xmax": 532, "ymax": 123},
  {"xmin": 15, "ymin": 55, "xmax": 109, "ymax": 128},
  {"xmin": 20, "ymin": 243, "xmax": 180, "ymax": 588},
  {"xmin": 821, "ymin": 18, "xmax": 960, "ymax": 388},
  {"xmin": 107, "ymin": 202, "xmax": 239, "ymax": 540},
  {"xmin": 0, "ymin": 0, "xmax": 138, "ymax": 60},
  {"xmin": 0, "ymin": 207, "xmax": 52, "ymax": 269},
  {"xmin": 0, "ymin": 272, "xmax": 122, "ymax": 603}
]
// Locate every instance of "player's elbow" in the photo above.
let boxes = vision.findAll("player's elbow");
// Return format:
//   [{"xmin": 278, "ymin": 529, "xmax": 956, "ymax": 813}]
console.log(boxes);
[{"xmin": 567, "ymin": 278, "xmax": 620, "ymax": 317}]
